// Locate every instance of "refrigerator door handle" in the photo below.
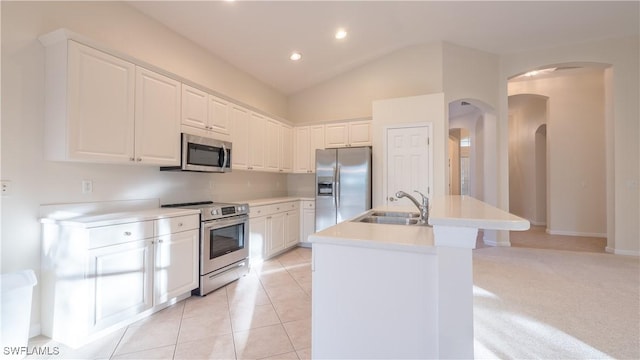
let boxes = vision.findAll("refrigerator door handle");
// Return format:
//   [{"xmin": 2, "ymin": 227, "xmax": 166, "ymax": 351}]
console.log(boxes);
[{"xmin": 336, "ymin": 164, "xmax": 341, "ymax": 209}]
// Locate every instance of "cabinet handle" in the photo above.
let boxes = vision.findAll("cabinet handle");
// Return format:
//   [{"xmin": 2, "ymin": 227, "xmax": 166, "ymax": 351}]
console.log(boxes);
[
  {"xmin": 124, "ymin": 231, "xmax": 132, "ymax": 236},
  {"xmin": 158, "ymin": 239, "xmax": 164, "ymax": 243},
  {"xmin": 178, "ymin": 222, "xmax": 183, "ymax": 227},
  {"xmin": 136, "ymin": 157, "xmax": 142, "ymax": 162},
  {"xmin": 129, "ymin": 157, "xmax": 135, "ymax": 162}
]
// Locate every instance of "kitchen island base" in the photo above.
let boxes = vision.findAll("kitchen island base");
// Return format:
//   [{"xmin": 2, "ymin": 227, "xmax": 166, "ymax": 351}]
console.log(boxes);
[{"xmin": 311, "ymin": 225, "xmax": 475, "ymax": 359}]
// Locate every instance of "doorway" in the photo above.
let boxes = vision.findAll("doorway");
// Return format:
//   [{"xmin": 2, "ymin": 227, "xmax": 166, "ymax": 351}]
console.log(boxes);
[{"xmin": 384, "ymin": 124, "xmax": 431, "ymax": 207}]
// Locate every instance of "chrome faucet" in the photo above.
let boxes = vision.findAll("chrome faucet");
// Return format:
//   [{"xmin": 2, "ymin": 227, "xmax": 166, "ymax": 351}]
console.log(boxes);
[{"xmin": 395, "ymin": 190, "xmax": 429, "ymax": 224}]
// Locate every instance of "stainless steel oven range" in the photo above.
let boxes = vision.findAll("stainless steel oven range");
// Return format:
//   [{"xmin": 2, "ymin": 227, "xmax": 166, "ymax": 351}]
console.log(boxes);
[{"xmin": 162, "ymin": 201, "xmax": 249, "ymax": 296}]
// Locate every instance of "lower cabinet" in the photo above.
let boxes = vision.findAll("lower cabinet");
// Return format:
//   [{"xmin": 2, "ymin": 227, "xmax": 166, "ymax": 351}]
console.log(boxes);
[
  {"xmin": 88, "ymin": 239, "xmax": 154, "ymax": 334},
  {"xmin": 249, "ymin": 200, "xmax": 300, "ymax": 261},
  {"xmin": 300, "ymin": 200, "xmax": 316, "ymax": 246},
  {"xmin": 41, "ymin": 212, "xmax": 199, "ymax": 348}
]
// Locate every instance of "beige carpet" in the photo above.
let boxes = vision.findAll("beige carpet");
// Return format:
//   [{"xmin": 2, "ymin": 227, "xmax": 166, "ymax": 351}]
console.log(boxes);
[{"xmin": 473, "ymin": 238, "xmax": 639, "ymax": 359}]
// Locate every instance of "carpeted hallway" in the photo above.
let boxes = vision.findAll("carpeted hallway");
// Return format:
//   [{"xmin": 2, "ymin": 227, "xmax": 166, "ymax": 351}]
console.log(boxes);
[{"xmin": 473, "ymin": 229, "xmax": 639, "ymax": 359}]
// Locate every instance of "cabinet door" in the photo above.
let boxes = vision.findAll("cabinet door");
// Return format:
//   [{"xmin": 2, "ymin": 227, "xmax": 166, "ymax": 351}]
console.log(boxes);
[
  {"xmin": 301, "ymin": 208, "xmax": 316, "ymax": 244},
  {"xmin": 266, "ymin": 212, "xmax": 285, "ymax": 257},
  {"xmin": 280, "ymin": 124, "xmax": 293, "ymax": 173},
  {"xmin": 68, "ymin": 41, "xmax": 135, "ymax": 163},
  {"xmin": 286, "ymin": 210, "xmax": 300, "ymax": 248},
  {"xmin": 294, "ymin": 127, "xmax": 311, "ymax": 173},
  {"xmin": 181, "ymin": 84, "xmax": 208, "ymax": 130},
  {"xmin": 87, "ymin": 239, "xmax": 153, "ymax": 333},
  {"xmin": 135, "ymin": 67, "xmax": 181, "ymax": 165},
  {"xmin": 324, "ymin": 123, "xmax": 349, "ymax": 148},
  {"xmin": 154, "ymin": 229, "xmax": 199, "ymax": 304},
  {"xmin": 309, "ymin": 125, "xmax": 326, "ymax": 172},
  {"xmin": 209, "ymin": 95, "xmax": 230, "ymax": 135},
  {"xmin": 249, "ymin": 216, "xmax": 268, "ymax": 262},
  {"xmin": 249, "ymin": 112, "xmax": 266, "ymax": 170},
  {"xmin": 265, "ymin": 118, "xmax": 281, "ymax": 172},
  {"xmin": 349, "ymin": 121, "xmax": 372, "ymax": 146},
  {"xmin": 231, "ymin": 105, "xmax": 250, "ymax": 170}
]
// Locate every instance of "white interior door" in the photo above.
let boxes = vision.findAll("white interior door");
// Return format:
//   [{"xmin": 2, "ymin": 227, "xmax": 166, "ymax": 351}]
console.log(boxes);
[{"xmin": 385, "ymin": 125, "xmax": 431, "ymax": 207}]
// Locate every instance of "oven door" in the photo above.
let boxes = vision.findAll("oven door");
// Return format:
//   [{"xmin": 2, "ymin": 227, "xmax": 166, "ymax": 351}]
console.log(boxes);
[{"xmin": 201, "ymin": 215, "xmax": 249, "ymax": 275}]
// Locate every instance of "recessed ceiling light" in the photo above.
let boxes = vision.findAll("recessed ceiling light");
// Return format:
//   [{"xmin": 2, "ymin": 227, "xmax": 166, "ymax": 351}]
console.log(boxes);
[
  {"xmin": 335, "ymin": 28, "xmax": 347, "ymax": 40},
  {"xmin": 290, "ymin": 52, "xmax": 302, "ymax": 61}
]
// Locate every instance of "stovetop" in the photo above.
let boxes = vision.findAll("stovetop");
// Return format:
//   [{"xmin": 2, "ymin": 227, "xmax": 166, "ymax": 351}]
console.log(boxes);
[{"xmin": 162, "ymin": 201, "xmax": 249, "ymax": 221}]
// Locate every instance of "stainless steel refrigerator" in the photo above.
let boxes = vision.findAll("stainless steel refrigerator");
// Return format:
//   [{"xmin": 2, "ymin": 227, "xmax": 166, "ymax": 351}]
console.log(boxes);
[{"xmin": 315, "ymin": 147, "xmax": 372, "ymax": 232}]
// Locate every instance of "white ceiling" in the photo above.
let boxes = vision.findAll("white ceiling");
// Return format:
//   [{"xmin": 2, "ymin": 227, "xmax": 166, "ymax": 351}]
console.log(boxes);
[{"xmin": 128, "ymin": 1, "xmax": 639, "ymax": 95}]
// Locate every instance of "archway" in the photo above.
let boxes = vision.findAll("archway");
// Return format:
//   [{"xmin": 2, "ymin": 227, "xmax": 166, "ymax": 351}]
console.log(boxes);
[{"xmin": 508, "ymin": 63, "xmax": 609, "ymax": 248}]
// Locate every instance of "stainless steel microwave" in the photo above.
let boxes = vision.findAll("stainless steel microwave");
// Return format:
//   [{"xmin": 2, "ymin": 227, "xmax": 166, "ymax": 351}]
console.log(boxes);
[{"xmin": 161, "ymin": 133, "xmax": 231, "ymax": 173}]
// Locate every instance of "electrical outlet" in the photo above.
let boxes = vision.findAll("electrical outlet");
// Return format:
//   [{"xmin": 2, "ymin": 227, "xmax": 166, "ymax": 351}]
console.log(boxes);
[
  {"xmin": 1, "ymin": 180, "xmax": 11, "ymax": 196},
  {"xmin": 82, "ymin": 180, "xmax": 93, "ymax": 194}
]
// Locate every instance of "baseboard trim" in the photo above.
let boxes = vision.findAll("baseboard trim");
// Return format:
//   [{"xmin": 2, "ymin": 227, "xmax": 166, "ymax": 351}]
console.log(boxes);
[
  {"xmin": 483, "ymin": 239, "xmax": 511, "ymax": 247},
  {"xmin": 545, "ymin": 229, "xmax": 606, "ymax": 238},
  {"xmin": 606, "ymin": 247, "xmax": 640, "ymax": 256}
]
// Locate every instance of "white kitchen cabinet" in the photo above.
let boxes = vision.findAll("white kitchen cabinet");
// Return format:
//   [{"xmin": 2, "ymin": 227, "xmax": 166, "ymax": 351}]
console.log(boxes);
[
  {"xmin": 300, "ymin": 200, "xmax": 316, "ymax": 246},
  {"xmin": 266, "ymin": 212, "xmax": 286, "ymax": 258},
  {"xmin": 294, "ymin": 125, "xmax": 325, "ymax": 173},
  {"xmin": 40, "ymin": 36, "xmax": 181, "ymax": 166},
  {"xmin": 41, "ymin": 210, "xmax": 199, "ymax": 348},
  {"xmin": 181, "ymin": 84, "xmax": 231, "ymax": 141},
  {"xmin": 249, "ymin": 201, "xmax": 300, "ymax": 261},
  {"xmin": 231, "ymin": 105, "xmax": 250, "ymax": 170},
  {"xmin": 154, "ymin": 215, "xmax": 200, "ymax": 304},
  {"xmin": 265, "ymin": 118, "xmax": 281, "ymax": 172},
  {"xmin": 88, "ymin": 237, "xmax": 154, "ymax": 333},
  {"xmin": 135, "ymin": 67, "xmax": 181, "ymax": 165},
  {"xmin": 43, "ymin": 39, "xmax": 136, "ymax": 163},
  {"xmin": 280, "ymin": 124, "xmax": 294, "ymax": 173},
  {"xmin": 285, "ymin": 209, "xmax": 300, "ymax": 248},
  {"xmin": 248, "ymin": 112, "xmax": 266, "ymax": 170},
  {"xmin": 324, "ymin": 120, "xmax": 372, "ymax": 148}
]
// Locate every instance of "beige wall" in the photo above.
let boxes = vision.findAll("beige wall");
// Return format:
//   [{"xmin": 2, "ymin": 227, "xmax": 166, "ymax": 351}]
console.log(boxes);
[
  {"xmin": 501, "ymin": 36, "xmax": 639, "ymax": 255},
  {"xmin": 288, "ymin": 43, "xmax": 444, "ymax": 124},
  {"xmin": 1, "ymin": 1, "xmax": 289, "ymax": 334},
  {"xmin": 509, "ymin": 70, "xmax": 607, "ymax": 237},
  {"xmin": 507, "ymin": 94, "xmax": 548, "ymax": 225}
]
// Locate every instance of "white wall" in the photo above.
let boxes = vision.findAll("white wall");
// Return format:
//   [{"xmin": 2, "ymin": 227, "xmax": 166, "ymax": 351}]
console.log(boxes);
[
  {"xmin": 1, "ymin": 1, "xmax": 290, "ymax": 334},
  {"xmin": 501, "ymin": 36, "xmax": 639, "ymax": 254},
  {"xmin": 288, "ymin": 43, "xmax": 444, "ymax": 124},
  {"xmin": 372, "ymin": 93, "xmax": 446, "ymax": 207}
]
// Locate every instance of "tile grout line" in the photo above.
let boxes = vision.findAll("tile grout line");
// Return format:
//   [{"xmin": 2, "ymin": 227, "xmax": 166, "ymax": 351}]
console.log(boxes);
[{"xmin": 171, "ymin": 300, "xmax": 187, "ymax": 360}]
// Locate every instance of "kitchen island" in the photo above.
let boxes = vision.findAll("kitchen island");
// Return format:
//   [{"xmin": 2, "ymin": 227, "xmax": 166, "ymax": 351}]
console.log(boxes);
[{"xmin": 309, "ymin": 195, "xmax": 529, "ymax": 359}]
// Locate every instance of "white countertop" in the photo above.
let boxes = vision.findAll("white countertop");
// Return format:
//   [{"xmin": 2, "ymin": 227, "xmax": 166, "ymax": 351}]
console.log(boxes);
[
  {"xmin": 309, "ymin": 195, "xmax": 529, "ymax": 251},
  {"xmin": 239, "ymin": 196, "xmax": 315, "ymax": 207},
  {"xmin": 41, "ymin": 208, "xmax": 201, "ymax": 228},
  {"xmin": 428, "ymin": 195, "xmax": 530, "ymax": 230}
]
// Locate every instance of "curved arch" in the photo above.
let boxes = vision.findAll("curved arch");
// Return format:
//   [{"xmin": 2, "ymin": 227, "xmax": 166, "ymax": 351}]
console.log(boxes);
[{"xmin": 508, "ymin": 61, "xmax": 612, "ymax": 80}]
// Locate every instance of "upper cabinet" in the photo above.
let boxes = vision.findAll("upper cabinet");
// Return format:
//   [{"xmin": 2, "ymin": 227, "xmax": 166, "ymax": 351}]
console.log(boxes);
[
  {"xmin": 135, "ymin": 67, "xmax": 181, "ymax": 165},
  {"xmin": 280, "ymin": 124, "xmax": 294, "ymax": 173},
  {"xmin": 181, "ymin": 84, "xmax": 231, "ymax": 141},
  {"xmin": 324, "ymin": 120, "xmax": 372, "ymax": 148},
  {"xmin": 294, "ymin": 125, "xmax": 325, "ymax": 173},
  {"xmin": 41, "ymin": 38, "xmax": 180, "ymax": 166},
  {"xmin": 230, "ymin": 105, "xmax": 250, "ymax": 170}
]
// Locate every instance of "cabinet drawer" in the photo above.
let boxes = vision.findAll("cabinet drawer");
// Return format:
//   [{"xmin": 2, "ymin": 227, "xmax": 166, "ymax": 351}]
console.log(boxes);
[
  {"xmin": 302, "ymin": 200, "xmax": 315, "ymax": 209},
  {"xmin": 270, "ymin": 201, "xmax": 298, "ymax": 213},
  {"xmin": 89, "ymin": 221, "xmax": 154, "ymax": 249},
  {"xmin": 250, "ymin": 205, "xmax": 270, "ymax": 218},
  {"xmin": 155, "ymin": 214, "xmax": 200, "ymax": 236}
]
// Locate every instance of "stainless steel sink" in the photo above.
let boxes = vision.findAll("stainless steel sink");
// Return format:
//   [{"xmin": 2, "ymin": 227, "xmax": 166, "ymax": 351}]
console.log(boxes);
[{"xmin": 352, "ymin": 210, "xmax": 427, "ymax": 226}]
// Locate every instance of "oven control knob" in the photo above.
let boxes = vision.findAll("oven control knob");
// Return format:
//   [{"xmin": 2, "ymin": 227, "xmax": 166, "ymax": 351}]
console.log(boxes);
[{"xmin": 211, "ymin": 209, "xmax": 219, "ymax": 216}]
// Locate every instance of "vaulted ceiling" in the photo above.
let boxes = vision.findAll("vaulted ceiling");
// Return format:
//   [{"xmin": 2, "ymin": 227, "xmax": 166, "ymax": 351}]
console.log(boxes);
[{"xmin": 128, "ymin": 1, "xmax": 639, "ymax": 95}]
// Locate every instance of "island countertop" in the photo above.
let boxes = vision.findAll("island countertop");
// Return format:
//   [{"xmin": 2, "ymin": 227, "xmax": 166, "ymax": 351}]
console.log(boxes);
[{"xmin": 309, "ymin": 195, "xmax": 529, "ymax": 251}]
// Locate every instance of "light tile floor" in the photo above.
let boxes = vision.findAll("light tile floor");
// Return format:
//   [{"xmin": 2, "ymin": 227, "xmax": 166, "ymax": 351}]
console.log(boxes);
[{"xmin": 28, "ymin": 247, "xmax": 313, "ymax": 360}]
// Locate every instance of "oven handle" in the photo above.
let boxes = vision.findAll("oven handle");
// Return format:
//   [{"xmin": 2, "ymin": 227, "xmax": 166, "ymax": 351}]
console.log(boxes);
[{"xmin": 202, "ymin": 214, "xmax": 249, "ymax": 230}]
